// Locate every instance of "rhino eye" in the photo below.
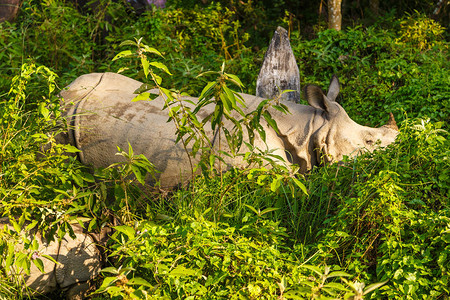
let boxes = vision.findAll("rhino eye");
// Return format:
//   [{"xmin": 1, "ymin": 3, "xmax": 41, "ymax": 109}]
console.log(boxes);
[{"xmin": 365, "ymin": 139, "xmax": 374, "ymax": 145}]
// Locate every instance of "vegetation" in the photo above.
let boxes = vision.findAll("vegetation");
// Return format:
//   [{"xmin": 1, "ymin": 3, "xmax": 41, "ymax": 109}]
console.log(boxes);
[{"xmin": 0, "ymin": 0, "xmax": 448, "ymax": 299}]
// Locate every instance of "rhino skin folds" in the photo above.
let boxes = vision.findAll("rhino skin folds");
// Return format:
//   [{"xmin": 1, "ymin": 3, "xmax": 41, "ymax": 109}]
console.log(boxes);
[{"xmin": 59, "ymin": 72, "xmax": 398, "ymax": 187}]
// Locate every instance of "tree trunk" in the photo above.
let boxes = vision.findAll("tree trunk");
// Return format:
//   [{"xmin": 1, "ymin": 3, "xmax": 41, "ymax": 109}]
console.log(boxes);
[
  {"xmin": 0, "ymin": 0, "xmax": 21, "ymax": 23},
  {"xmin": 328, "ymin": 0, "xmax": 342, "ymax": 30},
  {"xmin": 370, "ymin": 0, "xmax": 380, "ymax": 16}
]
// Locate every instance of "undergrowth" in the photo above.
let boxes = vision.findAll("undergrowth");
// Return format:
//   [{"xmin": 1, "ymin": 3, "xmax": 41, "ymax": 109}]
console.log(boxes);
[{"xmin": 0, "ymin": 1, "xmax": 448, "ymax": 299}]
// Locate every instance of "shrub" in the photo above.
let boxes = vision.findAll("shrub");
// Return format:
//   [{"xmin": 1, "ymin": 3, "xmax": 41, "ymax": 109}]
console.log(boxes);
[
  {"xmin": 96, "ymin": 216, "xmax": 381, "ymax": 299},
  {"xmin": 302, "ymin": 119, "xmax": 449, "ymax": 298}
]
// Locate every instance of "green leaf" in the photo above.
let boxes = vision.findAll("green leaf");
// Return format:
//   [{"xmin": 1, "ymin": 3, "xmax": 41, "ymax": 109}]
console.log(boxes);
[
  {"xmin": 327, "ymin": 271, "xmax": 352, "ymax": 278},
  {"xmin": 220, "ymin": 93, "xmax": 232, "ymax": 114},
  {"xmin": 132, "ymin": 92, "xmax": 152, "ymax": 102},
  {"xmin": 263, "ymin": 111, "xmax": 280, "ymax": 134},
  {"xmin": 270, "ymin": 176, "xmax": 282, "ymax": 192},
  {"xmin": 323, "ymin": 282, "xmax": 349, "ymax": 291},
  {"xmin": 119, "ymin": 40, "xmax": 137, "ymax": 47},
  {"xmin": 199, "ymin": 81, "xmax": 216, "ymax": 101},
  {"xmin": 128, "ymin": 277, "xmax": 153, "ymax": 287},
  {"xmin": 292, "ymin": 178, "xmax": 308, "ymax": 195},
  {"xmin": 244, "ymin": 204, "xmax": 259, "ymax": 215},
  {"xmin": 41, "ymin": 254, "xmax": 58, "ymax": 264},
  {"xmin": 10, "ymin": 219, "xmax": 21, "ymax": 233},
  {"xmin": 141, "ymin": 56, "xmax": 150, "ymax": 78},
  {"xmin": 142, "ymin": 45, "xmax": 163, "ymax": 57},
  {"xmin": 114, "ymin": 225, "xmax": 135, "ymax": 239},
  {"xmin": 223, "ymin": 86, "xmax": 237, "ymax": 109},
  {"xmin": 197, "ymin": 70, "xmax": 219, "ymax": 78},
  {"xmin": 153, "ymin": 73, "xmax": 162, "ymax": 85},
  {"xmin": 31, "ymin": 238, "xmax": 39, "ymax": 250},
  {"xmin": 273, "ymin": 104, "xmax": 290, "ymax": 114},
  {"xmin": 112, "ymin": 50, "xmax": 133, "ymax": 61},
  {"xmin": 149, "ymin": 61, "xmax": 172, "ymax": 75},
  {"xmin": 209, "ymin": 153, "xmax": 215, "ymax": 168},
  {"xmin": 169, "ymin": 265, "xmax": 199, "ymax": 277},
  {"xmin": 25, "ymin": 220, "xmax": 38, "ymax": 231},
  {"xmin": 131, "ymin": 165, "xmax": 145, "ymax": 185},
  {"xmin": 101, "ymin": 267, "xmax": 120, "ymax": 275},
  {"xmin": 284, "ymin": 289, "xmax": 310, "ymax": 299},
  {"xmin": 363, "ymin": 280, "xmax": 389, "ymax": 295},
  {"xmin": 38, "ymin": 102, "xmax": 50, "ymax": 120},
  {"xmin": 62, "ymin": 144, "xmax": 81, "ymax": 153},
  {"xmin": 97, "ymin": 276, "xmax": 117, "ymax": 291},
  {"xmin": 33, "ymin": 258, "xmax": 45, "ymax": 273},
  {"xmin": 5, "ymin": 243, "xmax": 14, "ymax": 269},
  {"xmin": 134, "ymin": 83, "xmax": 155, "ymax": 94},
  {"xmin": 224, "ymin": 73, "xmax": 244, "ymax": 88},
  {"xmin": 300, "ymin": 264, "xmax": 323, "ymax": 276},
  {"xmin": 281, "ymin": 89, "xmax": 295, "ymax": 95},
  {"xmin": 441, "ymin": 231, "xmax": 450, "ymax": 243},
  {"xmin": 260, "ymin": 207, "xmax": 280, "ymax": 216}
]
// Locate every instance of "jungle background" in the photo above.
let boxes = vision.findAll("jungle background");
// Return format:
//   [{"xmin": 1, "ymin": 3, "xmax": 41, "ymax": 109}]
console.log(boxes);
[{"xmin": 0, "ymin": 0, "xmax": 449, "ymax": 299}]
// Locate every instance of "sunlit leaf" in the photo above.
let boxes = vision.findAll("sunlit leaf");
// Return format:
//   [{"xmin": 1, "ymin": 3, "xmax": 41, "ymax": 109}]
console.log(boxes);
[
  {"xmin": 292, "ymin": 178, "xmax": 308, "ymax": 195},
  {"xmin": 32, "ymin": 258, "xmax": 45, "ymax": 273},
  {"xmin": 142, "ymin": 45, "xmax": 163, "ymax": 57},
  {"xmin": 169, "ymin": 265, "xmax": 199, "ymax": 277},
  {"xmin": 149, "ymin": 61, "xmax": 172, "ymax": 75},
  {"xmin": 363, "ymin": 280, "xmax": 389, "ymax": 295},
  {"xmin": 114, "ymin": 225, "xmax": 135, "ymax": 239},
  {"xmin": 225, "ymin": 73, "xmax": 244, "ymax": 88},
  {"xmin": 141, "ymin": 56, "xmax": 150, "ymax": 78},
  {"xmin": 132, "ymin": 92, "xmax": 152, "ymax": 102},
  {"xmin": 263, "ymin": 111, "xmax": 280, "ymax": 134},
  {"xmin": 199, "ymin": 81, "xmax": 216, "ymax": 101},
  {"xmin": 112, "ymin": 50, "xmax": 133, "ymax": 61},
  {"xmin": 128, "ymin": 277, "xmax": 154, "ymax": 287},
  {"xmin": 244, "ymin": 204, "xmax": 259, "ymax": 215},
  {"xmin": 119, "ymin": 40, "xmax": 137, "ymax": 47},
  {"xmin": 300, "ymin": 264, "xmax": 323, "ymax": 276},
  {"xmin": 260, "ymin": 207, "xmax": 280, "ymax": 215},
  {"xmin": 62, "ymin": 144, "xmax": 81, "ymax": 153}
]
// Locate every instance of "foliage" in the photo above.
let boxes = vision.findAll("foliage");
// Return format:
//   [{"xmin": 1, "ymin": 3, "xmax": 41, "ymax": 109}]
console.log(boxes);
[
  {"xmin": 113, "ymin": 38, "xmax": 306, "ymax": 200},
  {"xmin": 397, "ymin": 12, "xmax": 446, "ymax": 50},
  {"xmin": 95, "ymin": 216, "xmax": 379, "ymax": 299},
  {"xmin": 0, "ymin": 63, "xmax": 157, "ymax": 296},
  {"xmin": 0, "ymin": 63, "xmax": 93, "ymax": 294},
  {"xmin": 292, "ymin": 20, "xmax": 449, "ymax": 127},
  {"xmin": 0, "ymin": 63, "xmax": 91, "ymax": 230},
  {"xmin": 302, "ymin": 119, "xmax": 449, "ymax": 299},
  {"xmin": 0, "ymin": 1, "xmax": 448, "ymax": 299}
]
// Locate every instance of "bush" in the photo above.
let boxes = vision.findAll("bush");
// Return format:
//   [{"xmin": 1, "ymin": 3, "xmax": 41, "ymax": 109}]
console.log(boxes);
[
  {"xmin": 302, "ymin": 119, "xmax": 449, "ymax": 298},
  {"xmin": 292, "ymin": 19, "xmax": 449, "ymax": 127},
  {"xmin": 96, "ymin": 216, "xmax": 380, "ymax": 299},
  {"xmin": 0, "ymin": 2, "xmax": 448, "ymax": 299}
]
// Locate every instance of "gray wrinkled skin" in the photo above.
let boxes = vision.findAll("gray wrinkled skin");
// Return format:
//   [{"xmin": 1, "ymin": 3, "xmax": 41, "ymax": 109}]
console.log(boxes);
[
  {"xmin": 0, "ymin": 218, "xmax": 102, "ymax": 299},
  {"xmin": 59, "ymin": 72, "xmax": 398, "ymax": 187}
]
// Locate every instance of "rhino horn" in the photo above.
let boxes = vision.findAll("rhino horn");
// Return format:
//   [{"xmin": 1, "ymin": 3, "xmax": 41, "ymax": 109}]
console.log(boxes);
[
  {"xmin": 256, "ymin": 26, "xmax": 300, "ymax": 102},
  {"xmin": 385, "ymin": 112, "xmax": 398, "ymax": 130}
]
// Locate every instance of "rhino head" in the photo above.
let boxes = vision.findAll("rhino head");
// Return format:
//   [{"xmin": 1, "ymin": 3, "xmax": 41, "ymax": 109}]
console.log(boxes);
[{"xmin": 304, "ymin": 75, "xmax": 398, "ymax": 165}]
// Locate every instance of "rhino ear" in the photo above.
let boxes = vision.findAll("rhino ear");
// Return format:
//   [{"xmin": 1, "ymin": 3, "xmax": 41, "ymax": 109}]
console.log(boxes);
[
  {"xmin": 326, "ymin": 75, "xmax": 340, "ymax": 102},
  {"xmin": 304, "ymin": 84, "xmax": 334, "ymax": 112}
]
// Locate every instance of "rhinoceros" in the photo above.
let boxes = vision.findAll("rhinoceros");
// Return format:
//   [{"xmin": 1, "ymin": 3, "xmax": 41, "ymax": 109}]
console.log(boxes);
[{"xmin": 58, "ymin": 72, "xmax": 398, "ymax": 187}]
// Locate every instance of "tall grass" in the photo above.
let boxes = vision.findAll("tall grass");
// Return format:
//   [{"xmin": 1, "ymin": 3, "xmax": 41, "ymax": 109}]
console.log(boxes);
[{"xmin": 0, "ymin": 1, "xmax": 448, "ymax": 299}]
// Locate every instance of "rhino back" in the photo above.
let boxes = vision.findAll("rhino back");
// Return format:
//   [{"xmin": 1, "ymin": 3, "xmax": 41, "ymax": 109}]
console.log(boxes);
[
  {"xmin": 63, "ymin": 73, "xmax": 199, "ymax": 186},
  {"xmin": 62, "ymin": 73, "xmax": 329, "ymax": 186}
]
